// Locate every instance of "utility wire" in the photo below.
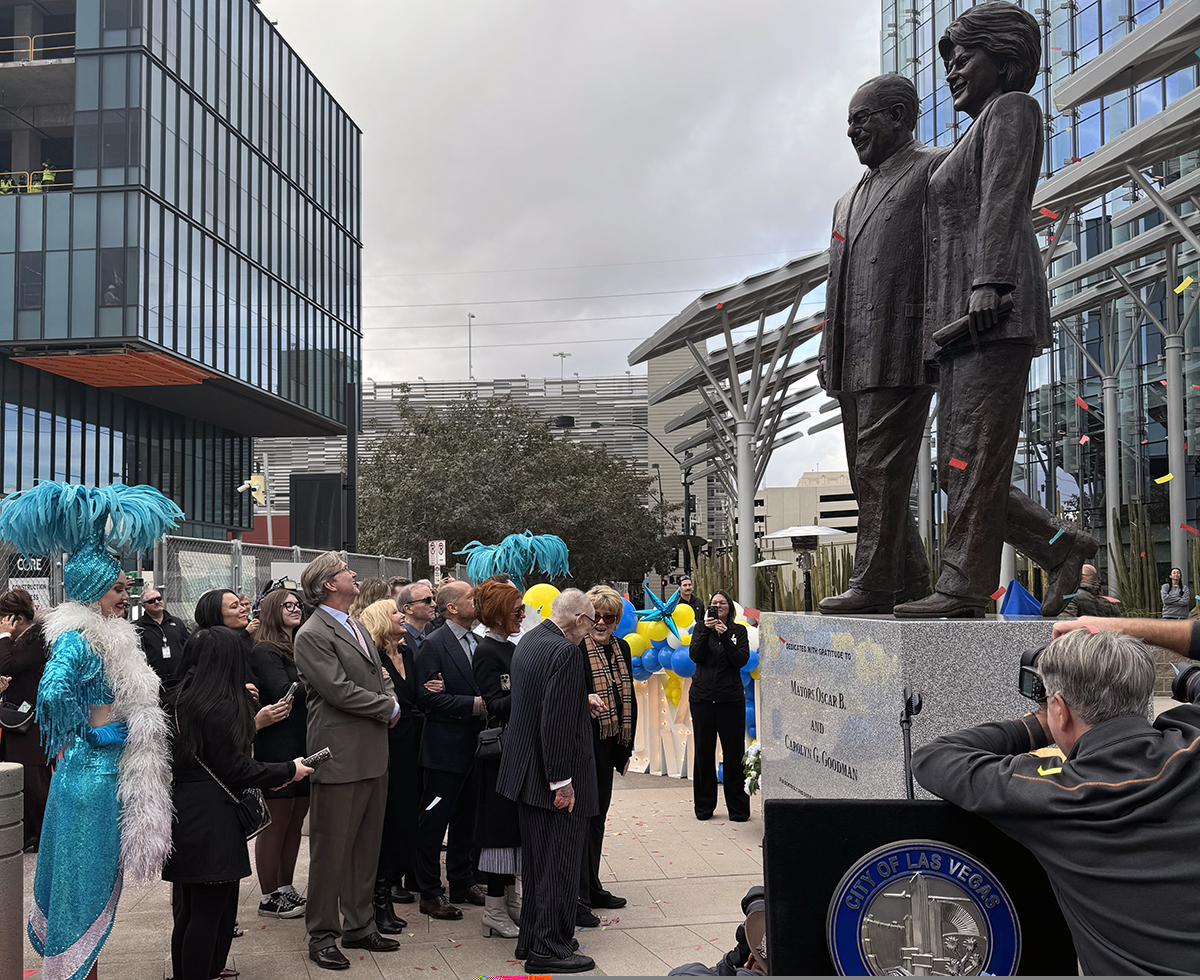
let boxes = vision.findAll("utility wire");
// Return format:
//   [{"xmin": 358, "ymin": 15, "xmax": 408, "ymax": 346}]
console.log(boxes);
[
  {"xmin": 364, "ymin": 335, "xmax": 650, "ymax": 352},
  {"xmin": 364, "ymin": 312, "xmax": 676, "ymax": 331},
  {"xmin": 363, "ymin": 286, "xmax": 711, "ymax": 309}
]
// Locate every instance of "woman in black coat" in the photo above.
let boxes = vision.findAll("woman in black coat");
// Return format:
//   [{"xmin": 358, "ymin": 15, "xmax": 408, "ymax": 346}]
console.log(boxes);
[
  {"xmin": 360, "ymin": 597, "xmax": 441, "ymax": 931},
  {"xmin": 471, "ymin": 577, "xmax": 525, "ymax": 939},
  {"xmin": 247, "ymin": 589, "xmax": 309, "ymax": 918},
  {"xmin": 164, "ymin": 627, "xmax": 311, "ymax": 980},
  {"xmin": 0, "ymin": 588, "xmax": 50, "ymax": 852},
  {"xmin": 688, "ymin": 589, "xmax": 750, "ymax": 822}
]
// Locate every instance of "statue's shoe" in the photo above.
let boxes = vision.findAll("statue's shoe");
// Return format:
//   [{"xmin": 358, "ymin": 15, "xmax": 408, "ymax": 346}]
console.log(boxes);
[
  {"xmin": 818, "ymin": 588, "xmax": 895, "ymax": 615},
  {"xmin": 894, "ymin": 583, "xmax": 933, "ymax": 605},
  {"xmin": 1040, "ymin": 530, "xmax": 1099, "ymax": 617},
  {"xmin": 892, "ymin": 592, "xmax": 986, "ymax": 619}
]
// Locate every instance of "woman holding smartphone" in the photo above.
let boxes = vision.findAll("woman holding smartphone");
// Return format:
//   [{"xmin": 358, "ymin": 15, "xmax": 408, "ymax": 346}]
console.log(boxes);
[
  {"xmin": 688, "ymin": 590, "xmax": 751, "ymax": 822},
  {"xmin": 247, "ymin": 589, "xmax": 309, "ymax": 918}
]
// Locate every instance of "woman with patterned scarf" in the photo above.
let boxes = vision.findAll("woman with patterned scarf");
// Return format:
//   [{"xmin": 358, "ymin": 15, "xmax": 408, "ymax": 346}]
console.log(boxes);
[
  {"xmin": 576, "ymin": 585, "xmax": 637, "ymax": 925},
  {"xmin": 0, "ymin": 481, "xmax": 180, "ymax": 980}
]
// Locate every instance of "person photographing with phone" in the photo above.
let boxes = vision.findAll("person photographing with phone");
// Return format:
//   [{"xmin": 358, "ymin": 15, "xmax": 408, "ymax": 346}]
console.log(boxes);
[
  {"xmin": 689, "ymin": 590, "xmax": 751, "ymax": 823},
  {"xmin": 248, "ymin": 588, "xmax": 311, "ymax": 919}
]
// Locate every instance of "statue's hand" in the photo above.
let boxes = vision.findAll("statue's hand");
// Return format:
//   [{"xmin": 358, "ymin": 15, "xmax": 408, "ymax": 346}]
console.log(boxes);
[
  {"xmin": 817, "ymin": 359, "xmax": 827, "ymax": 391},
  {"xmin": 968, "ymin": 285, "xmax": 1001, "ymax": 336}
]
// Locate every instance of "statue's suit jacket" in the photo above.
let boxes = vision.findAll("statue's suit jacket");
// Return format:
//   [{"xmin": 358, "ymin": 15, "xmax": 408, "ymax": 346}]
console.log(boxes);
[
  {"xmin": 820, "ymin": 140, "xmax": 947, "ymax": 395},
  {"xmin": 293, "ymin": 606, "xmax": 396, "ymax": 785}
]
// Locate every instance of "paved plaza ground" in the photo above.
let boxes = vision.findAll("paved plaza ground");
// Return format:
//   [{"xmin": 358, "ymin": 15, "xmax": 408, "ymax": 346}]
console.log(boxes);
[{"xmin": 21, "ymin": 772, "xmax": 762, "ymax": 978}]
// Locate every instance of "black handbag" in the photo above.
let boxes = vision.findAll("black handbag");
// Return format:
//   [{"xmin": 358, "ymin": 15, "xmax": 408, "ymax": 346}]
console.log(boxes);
[
  {"xmin": 0, "ymin": 700, "xmax": 34, "ymax": 732},
  {"xmin": 477, "ymin": 725, "xmax": 504, "ymax": 761},
  {"xmin": 194, "ymin": 754, "xmax": 273, "ymax": 840}
]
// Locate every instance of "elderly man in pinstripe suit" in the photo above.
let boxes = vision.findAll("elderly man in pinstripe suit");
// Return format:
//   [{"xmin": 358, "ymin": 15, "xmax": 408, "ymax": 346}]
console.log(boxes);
[{"xmin": 497, "ymin": 588, "xmax": 601, "ymax": 974}]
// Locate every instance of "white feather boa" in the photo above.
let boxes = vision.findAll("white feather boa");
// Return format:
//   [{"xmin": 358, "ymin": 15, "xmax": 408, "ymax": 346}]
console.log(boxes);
[{"xmin": 44, "ymin": 603, "xmax": 173, "ymax": 882}]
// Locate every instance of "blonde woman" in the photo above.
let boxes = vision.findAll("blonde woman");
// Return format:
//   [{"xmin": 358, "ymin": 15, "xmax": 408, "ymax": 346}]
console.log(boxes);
[{"xmin": 360, "ymin": 599, "xmax": 443, "ymax": 934}]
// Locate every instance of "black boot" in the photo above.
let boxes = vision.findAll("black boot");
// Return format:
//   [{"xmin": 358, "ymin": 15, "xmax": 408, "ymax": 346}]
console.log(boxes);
[{"xmin": 374, "ymin": 878, "xmax": 407, "ymax": 934}]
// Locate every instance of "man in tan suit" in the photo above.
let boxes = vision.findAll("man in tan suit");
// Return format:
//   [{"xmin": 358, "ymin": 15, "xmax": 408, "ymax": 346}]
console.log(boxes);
[{"xmin": 294, "ymin": 551, "xmax": 400, "ymax": 970}]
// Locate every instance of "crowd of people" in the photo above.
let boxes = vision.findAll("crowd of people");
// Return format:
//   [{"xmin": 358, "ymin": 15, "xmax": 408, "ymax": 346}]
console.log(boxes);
[{"xmin": 0, "ymin": 515, "xmax": 755, "ymax": 977}]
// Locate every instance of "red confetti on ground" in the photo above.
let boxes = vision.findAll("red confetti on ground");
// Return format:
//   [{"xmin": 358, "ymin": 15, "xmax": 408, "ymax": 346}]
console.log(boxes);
[
  {"xmin": 1040, "ymin": 207, "xmax": 1059, "ymax": 219},
  {"xmin": 1075, "ymin": 395, "xmax": 1089, "ymax": 410},
  {"xmin": 949, "ymin": 457, "xmax": 967, "ymax": 470},
  {"xmin": 832, "ymin": 231, "xmax": 845, "ymax": 241},
  {"xmin": 1183, "ymin": 524, "xmax": 1199, "ymax": 535},
  {"xmin": 990, "ymin": 587, "xmax": 1006, "ymax": 600}
]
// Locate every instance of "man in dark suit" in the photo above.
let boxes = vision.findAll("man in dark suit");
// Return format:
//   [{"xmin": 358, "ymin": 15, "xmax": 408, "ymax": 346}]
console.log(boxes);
[
  {"xmin": 498, "ymin": 588, "xmax": 601, "ymax": 974},
  {"xmin": 817, "ymin": 73, "xmax": 948, "ymax": 615},
  {"xmin": 413, "ymin": 579, "xmax": 487, "ymax": 919},
  {"xmin": 294, "ymin": 551, "xmax": 401, "ymax": 970}
]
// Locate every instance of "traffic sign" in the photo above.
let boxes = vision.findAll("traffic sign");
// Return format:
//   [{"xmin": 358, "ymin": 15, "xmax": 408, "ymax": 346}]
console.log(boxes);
[{"xmin": 428, "ymin": 539, "xmax": 447, "ymax": 566}]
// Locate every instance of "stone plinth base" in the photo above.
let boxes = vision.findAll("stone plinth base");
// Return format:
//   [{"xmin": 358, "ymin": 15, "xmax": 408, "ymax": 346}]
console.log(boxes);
[{"xmin": 757, "ymin": 613, "xmax": 1053, "ymax": 801}]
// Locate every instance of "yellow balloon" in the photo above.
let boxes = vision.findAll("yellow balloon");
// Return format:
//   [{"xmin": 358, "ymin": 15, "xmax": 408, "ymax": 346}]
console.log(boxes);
[
  {"xmin": 523, "ymin": 583, "xmax": 559, "ymax": 615},
  {"xmin": 750, "ymin": 666, "xmax": 760, "ymax": 680},
  {"xmin": 666, "ymin": 685, "xmax": 680, "ymax": 706},
  {"xmin": 734, "ymin": 617, "xmax": 749, "ymax": 627},
  {"xmin": 638, "ymin": 619, "xmax": 669, "ymax": 642},
  {"xmin": 672, "ymin": 604, "xmax": 695, "ymax": 629},
  {"xmin": 680, "ymin": 631, "xmax": 692, "ymax": 646},
  {"xmin": 624, "ymin": 632, "xmax": 649, "ymax": 658}
]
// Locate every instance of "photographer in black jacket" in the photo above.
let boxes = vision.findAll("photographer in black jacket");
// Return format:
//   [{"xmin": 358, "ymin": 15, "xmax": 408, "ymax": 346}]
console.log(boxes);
[
  {"xmin": 913, "ymin": 620, "xmax": 1200, "ymax": 975},
  {"xmin": 689, "ymin": 589, "xmax": 750, "ymax": 822}
]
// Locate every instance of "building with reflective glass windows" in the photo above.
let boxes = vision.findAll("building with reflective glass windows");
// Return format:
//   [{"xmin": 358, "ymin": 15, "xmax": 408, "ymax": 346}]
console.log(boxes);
[
  {"xmin": 882, "ymin": 0, "xmax": 1198, "ymax": 586},
  {"xmin": 0, "ymin": 0, "xmax": 360, "ymax": 537}
]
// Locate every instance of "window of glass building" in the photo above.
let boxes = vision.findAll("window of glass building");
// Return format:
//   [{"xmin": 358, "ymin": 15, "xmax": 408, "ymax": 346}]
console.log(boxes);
[{"xmin": 17, "ymin": 253, "xmax": 42, "ymax": 310}]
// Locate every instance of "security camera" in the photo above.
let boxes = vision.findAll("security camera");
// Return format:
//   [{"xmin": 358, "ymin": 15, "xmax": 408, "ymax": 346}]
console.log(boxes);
[{"xmin": 236, "ymin": 479, "xmax": 253, "ymax": 493}]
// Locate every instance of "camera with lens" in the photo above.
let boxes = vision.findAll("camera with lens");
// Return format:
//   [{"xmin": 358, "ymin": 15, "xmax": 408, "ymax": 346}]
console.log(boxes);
[
  {"xmin": 1018, "ymin": 641, "xmax": 1051, "ymax": 703},
  {"xmin": 1171, "ymin": 661, "xmax": 1200, "ymax": 704}
]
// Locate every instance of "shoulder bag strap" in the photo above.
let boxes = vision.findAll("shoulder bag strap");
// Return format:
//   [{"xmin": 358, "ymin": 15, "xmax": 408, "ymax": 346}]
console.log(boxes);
[{"xmin": 175, "ymin": 704, "xmax": 239, "ymax": 803}]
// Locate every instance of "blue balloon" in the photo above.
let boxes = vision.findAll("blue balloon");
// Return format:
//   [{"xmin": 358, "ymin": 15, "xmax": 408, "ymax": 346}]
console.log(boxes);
[
  {"xmin": 616, "ymin": 598, "xmax": 638, "ymax": 638},
  {"xmin": 641, "ymin": 647, "xmax": 660, "ymax": 673},
  {"xmin": 744, "ymin": 650, "xmax": 759, "ymax": 673},
  {"xmin": 748, "ymin": 724, "xmax": 756, "ymax": 739},
  {"xmin": 745, "ymin": 704, "xmax": 756, "ymax": 727},
  {"xmin": 743, "ymin": 677, "xmax": 754, "ymax": 696},
  {"xmin": 651, "ymin": 635, "xmax": 670, "ymax": 650},
  {"xmin": 670, "ymin": 648, "xmax": 696, "ymax": 677},
  {"xmin": 717, "ymin": 762, "xmax": 724, "ymax": 784}
]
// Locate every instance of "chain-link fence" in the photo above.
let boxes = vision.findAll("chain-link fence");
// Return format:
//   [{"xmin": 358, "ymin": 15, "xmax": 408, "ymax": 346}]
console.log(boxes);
[{"xmin": 158, "ymin": 535, "xmax": 414, "ymax": 626}]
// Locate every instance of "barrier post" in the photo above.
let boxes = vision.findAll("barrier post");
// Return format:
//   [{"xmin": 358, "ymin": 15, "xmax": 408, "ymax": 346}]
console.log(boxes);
[{"xmin": 0, "ymin": 761, "xmax": 25, "ymax": 980}]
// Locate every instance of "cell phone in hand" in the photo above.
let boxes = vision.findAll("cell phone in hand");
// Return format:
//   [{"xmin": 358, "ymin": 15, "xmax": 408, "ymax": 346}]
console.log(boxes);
[
  {"xmin": 302, "ymin": 746, "xmax": 332, "ymax": 769},
  {"xmin": 707, "ymin": 605, "xmax": 719, "ymax": 620},
  {"xmin": 283, "ymin": 681, "xmax": 300, "ymax": 704}
]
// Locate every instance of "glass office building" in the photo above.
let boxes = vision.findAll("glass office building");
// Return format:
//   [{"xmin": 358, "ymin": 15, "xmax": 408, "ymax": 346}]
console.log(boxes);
[
  {"xmin": 881, "ymin": 0, "xmax": 1198, "ymax": 578},
  {"xmin": 0, "ymin": 0, "xmax": 360, "ymax": 536}
]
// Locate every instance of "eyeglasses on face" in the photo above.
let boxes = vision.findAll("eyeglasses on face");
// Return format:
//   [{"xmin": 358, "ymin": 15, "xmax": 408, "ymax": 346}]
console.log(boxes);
[
  {"xmin": 593, "ymin": 613, "xmax": 617, "ymax": 624},
  {"xmin": 407, "ymin": 596, "xmax": 435, "ymax": 606},
  {"xmin": 847, "ymin": 105, "xmax": 894, "ymax": 127},
  {"xmin": 143, "ymin": 597, "xmax": 163, "ymax": 604},
  {"xmin": 282, "ymin": 602, "xmax": 302, "ymax": 612}
]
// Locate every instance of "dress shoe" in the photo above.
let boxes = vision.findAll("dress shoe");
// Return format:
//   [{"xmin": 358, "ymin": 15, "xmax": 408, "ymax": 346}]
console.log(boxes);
[
  {"xmin": 695, "ymin": 811, "xmax": 713, "ymax": 821},
  {"xmin": 373, "ymin": 880, "xmax": 407, "ymax": 934},
  {"xmin": 390, "ymin": 884, "xmax": 416, "ymax": 903},
  {"xmin": 1041, "ymin": 530, "xmax": 1099, "ymax": 617},
  {"xmin": 343, "ymin": 932, "xmax": 401, "ymax": 952},
  {"xmin": 893, "ymin": 592, "xmax": 986, "ymax": 619},
  {"xmin": 520, "ymin": 937, "xmax": 578, "ymax": 957},
  {"xmin": 309, "ymin": 946, "xmax": 351, "ymax": 971},
  {"xmin": 450, "ymin": 883, "xmax": 486, "ymax": 906},
  {"xmin": 895, "ymin": 583, "xmax": 933, "ymax": 605},
  {"xmin": 590, "ymin": 890, "xmax": 626, "ymax": 909},
  {"xmin": 819, "ymin": 588, "xmax": 895, "ymax": 615},
  {"xmin": 525, "ymin": 952, "xmax": 596, "ymax": 973},
  {"xmin": 420, "ymin": 895, "xmax": 464, "ymax": 920},
  {"xmin": 576, "ymin": 903, "xmax": 601, "ymax": 927}
]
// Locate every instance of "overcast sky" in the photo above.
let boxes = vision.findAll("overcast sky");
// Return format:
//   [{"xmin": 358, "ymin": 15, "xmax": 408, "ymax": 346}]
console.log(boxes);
[{"xmin": 258, "ymin": 0, "xmax": 884, "ymax": 484}]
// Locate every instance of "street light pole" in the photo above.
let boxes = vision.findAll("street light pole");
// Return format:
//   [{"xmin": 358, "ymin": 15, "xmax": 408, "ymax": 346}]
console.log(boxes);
[
  {"xmin": 553, "ymin": 351, "xmax": 570, "ymax": 379},
  {"xmin": 467, "ymin": 313, "xmax": 475, "ymax": 380}
]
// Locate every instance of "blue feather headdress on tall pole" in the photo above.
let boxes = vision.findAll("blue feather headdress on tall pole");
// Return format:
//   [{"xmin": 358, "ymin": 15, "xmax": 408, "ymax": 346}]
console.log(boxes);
[
  {"xmin": 0, "ymin": 482, "xmax": 184, "ymax": 603},
  {"xmin": 455, "ymin": 531, "xmax": 570, "ymax": 590}
]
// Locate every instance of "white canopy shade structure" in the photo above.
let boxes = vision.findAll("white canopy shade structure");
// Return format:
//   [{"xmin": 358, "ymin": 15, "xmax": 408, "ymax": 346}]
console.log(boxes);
[{"xmin": 629, "ymin": 250, "xmax": 830, "ymax": 605}]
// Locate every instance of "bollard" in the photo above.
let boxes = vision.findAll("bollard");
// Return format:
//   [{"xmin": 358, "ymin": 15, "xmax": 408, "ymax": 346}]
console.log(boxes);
[{"xmin": 0, "ymin": 762, "xmax": 24, "ymax": 980}]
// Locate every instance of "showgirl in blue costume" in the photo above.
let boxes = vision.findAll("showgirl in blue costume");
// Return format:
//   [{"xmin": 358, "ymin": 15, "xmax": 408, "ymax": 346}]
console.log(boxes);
[{"xmin": 0, "ymin": 482, "xmax": 182, "ymax": 980}]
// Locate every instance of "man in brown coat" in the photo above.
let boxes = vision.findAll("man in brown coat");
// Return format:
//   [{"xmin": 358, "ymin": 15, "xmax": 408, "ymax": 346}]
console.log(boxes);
[
  {"xmin": 818, "ymin": 73, "xmax": 947, "ymax": 614},
  {"xmin": 294, "ymin": 552, "xmax": 400, "ymax": 970}
]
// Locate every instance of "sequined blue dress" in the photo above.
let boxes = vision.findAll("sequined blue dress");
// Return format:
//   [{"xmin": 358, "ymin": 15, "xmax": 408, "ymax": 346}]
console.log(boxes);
[{"xmin": 27, "ymin": 631, "xmax": 123, "ymax": 980}]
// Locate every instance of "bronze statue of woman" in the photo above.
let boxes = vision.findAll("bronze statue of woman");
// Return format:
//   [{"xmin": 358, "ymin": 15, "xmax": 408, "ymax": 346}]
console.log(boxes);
[{"xmin": 894, "ymin": 1, "xmax": 1096, "ymax": 619}]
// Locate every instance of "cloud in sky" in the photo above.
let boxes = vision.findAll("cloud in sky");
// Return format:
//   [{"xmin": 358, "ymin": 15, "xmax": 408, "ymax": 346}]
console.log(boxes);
[{"xmin": 259, "ymin": 0, "xmax": 886, "ymax": 482}]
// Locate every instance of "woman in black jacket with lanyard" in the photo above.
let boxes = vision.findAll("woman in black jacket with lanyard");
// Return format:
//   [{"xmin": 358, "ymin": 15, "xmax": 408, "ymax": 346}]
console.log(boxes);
[
  {"xmin": 164, "ymin": 627, "xmax": 312, "ymax": 980},
  {"xmin": 688, "ymin": 589, "xmax": 750, "ymax": 822},
  {"xmin": 471, "ymin": 577, "xmax": 525, "ymax": 940}
]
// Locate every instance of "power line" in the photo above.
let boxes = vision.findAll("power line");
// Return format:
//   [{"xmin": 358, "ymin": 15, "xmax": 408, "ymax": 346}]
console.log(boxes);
[
  {"xmin": 364, "ymin": 335, "xmax": 651, "ymax": 352},
  {"xmin": 364, "ymin": 312, "xmax": 676, "ymax": 331},
  {"xmin": 361, "ymin": 247, "xmax": 813, "ymax": 279},
  {"xmin": 362, "ymin": 286, "xmax": 710, "ymax": 309}
]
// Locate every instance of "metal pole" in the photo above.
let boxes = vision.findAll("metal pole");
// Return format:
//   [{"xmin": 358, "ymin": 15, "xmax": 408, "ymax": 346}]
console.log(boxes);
[
  {"xmin": 467, "ymin": 313, "xmax": 475, "ymax": 380},
  {"xmin": 344, "ymin": 380, "xmax": 359, "ymax": 553},
  {"xmin": 918, "ymin": 413, "xmax": 932, "ymax": 546},
  {"xmin": 1103, "ymin": 374, "xmax": 1121, "ymax": 578},
  {"xmin": 735, "ymin": 419, "xmax": 755, "ymax": 607},
  {"xmin": 999, "ymin": 544, "xmax": 1016, "ymax": 598},
  {"xmin": 0, "ymin": 762, "xmax": 23, "ymax": 980},
  {"xmin": 262, "ymin": 452, "xmax": 274, "ymax": 547},
  {"xmin": 682, "ymin": 466, "xmax": 693, "ymax": 575},
  {"xmin": 1167, "ymin": 343, "xmax": 1187, "ymax": 577}
]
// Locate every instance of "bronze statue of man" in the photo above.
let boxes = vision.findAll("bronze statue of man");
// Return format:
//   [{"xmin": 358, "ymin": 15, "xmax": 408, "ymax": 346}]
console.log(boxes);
[
  {"xmin": 893, "ymin": 2, "xmax": 1096, "ymax": 619},
  {"xmin": 817, "ymin": 74, "xmax": 946, "ymax": 615}
]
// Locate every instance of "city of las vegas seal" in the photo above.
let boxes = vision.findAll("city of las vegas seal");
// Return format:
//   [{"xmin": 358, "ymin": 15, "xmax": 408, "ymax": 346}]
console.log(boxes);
[{"xmin": 827, "ymin": 840, "xmax": 1020, "ymax": 976}]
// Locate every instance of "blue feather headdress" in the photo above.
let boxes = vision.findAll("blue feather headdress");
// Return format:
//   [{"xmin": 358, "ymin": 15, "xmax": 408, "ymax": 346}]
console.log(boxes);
[
  {"xmin": 455, "ymin": 531, "xmax": 570, "ymax": 591},
  {"xmin": 0, "ymin": 482, "xmax": 184, "ymax": 602}
]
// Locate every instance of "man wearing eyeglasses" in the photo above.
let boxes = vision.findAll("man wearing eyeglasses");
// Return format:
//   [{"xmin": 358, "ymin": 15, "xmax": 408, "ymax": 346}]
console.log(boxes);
[
  {"xmin": 396, "ymin": 581, "xmax": 436, "ymax": 649},
  {"xmin": 817, "ymin": 73, "xmax": 948, "ymax": 616},
  {"xmin": 136, "ymin": 587, "xmax": 190, "ymax": 681}
]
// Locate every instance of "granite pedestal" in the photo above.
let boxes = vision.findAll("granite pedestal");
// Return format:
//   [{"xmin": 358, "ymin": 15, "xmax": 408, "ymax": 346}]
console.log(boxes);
[{"xmin": 757, "ymin": 613, "xmax": 1053, "ymax": 801}]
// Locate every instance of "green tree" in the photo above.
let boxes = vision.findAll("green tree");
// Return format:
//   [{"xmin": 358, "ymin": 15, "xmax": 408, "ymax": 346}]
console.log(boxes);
[{"xmin": 358, "ymin": 394, "xmax": 678, "ymax": 587}]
